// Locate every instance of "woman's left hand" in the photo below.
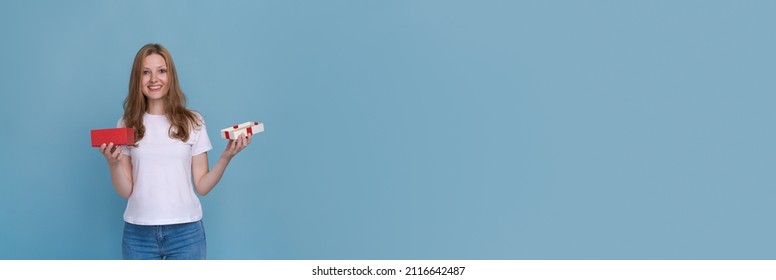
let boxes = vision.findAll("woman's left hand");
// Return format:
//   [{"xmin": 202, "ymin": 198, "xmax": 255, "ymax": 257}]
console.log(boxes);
[{"xmin": 222, "ymin": 134, "xmax": 252, "ymax": 160}]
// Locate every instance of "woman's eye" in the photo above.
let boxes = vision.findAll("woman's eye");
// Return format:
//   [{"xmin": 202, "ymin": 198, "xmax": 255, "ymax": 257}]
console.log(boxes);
[
  {"xmin": 160, "ymin": 69, "xmax": 167, "ymax": 74},
  {"xmin": 142, "ymin": 70, "xmax": 149, "ymax": 75}
]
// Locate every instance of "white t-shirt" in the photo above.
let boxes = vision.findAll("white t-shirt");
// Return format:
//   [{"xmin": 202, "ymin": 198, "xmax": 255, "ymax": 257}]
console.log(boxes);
[{"xmin": 117, "ymin": 112, "xmax": 213, "ymax": 225}]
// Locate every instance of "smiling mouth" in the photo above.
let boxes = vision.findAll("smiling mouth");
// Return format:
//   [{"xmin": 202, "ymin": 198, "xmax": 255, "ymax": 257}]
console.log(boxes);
[{"xmin": 148, "ymin": 85, "xmax": 162, "ymax": 91}]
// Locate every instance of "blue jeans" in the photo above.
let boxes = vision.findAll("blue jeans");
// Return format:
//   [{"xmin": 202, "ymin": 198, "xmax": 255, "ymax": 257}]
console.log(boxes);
[{"xmin": 122, "ymin": 220, "xmax": 207, "ymax": 260}]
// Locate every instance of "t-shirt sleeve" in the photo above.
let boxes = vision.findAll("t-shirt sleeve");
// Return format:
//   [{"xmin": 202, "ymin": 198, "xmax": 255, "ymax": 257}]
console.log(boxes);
[
  {"xmin": 191, "ymin": 114, "xmax": 213, "ymax": 156},
  {"xmin": 117, "ymin": 117, "xmax": 131, "ymax": 155}
]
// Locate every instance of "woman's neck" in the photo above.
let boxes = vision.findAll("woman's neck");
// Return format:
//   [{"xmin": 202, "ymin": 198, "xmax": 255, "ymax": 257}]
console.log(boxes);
[{"xmin": 146, "ymin": 99, "xmax": 165, "ymax": 115}]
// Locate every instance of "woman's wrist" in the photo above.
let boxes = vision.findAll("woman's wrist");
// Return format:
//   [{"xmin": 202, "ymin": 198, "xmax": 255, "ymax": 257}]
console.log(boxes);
[{"xmin": 220, "ymin": 153, "xmax": 234, "ymax": 161}]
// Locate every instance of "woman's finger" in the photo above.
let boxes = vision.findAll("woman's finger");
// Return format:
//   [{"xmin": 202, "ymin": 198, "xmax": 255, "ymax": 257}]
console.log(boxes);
[
  {"xmin": 239, "ymin": 135, "xmax": 249, "ymax": 150},
  {"xmin": 240, "ymin": 135, "xmax": 248, "ymax": 148},
  {"xmin": 112, "ymin": 145, "xmax": 123, "ymax": 159},
  {"xmin": 103, "ymin": 143, "xmax": 115, "ymax": 156},
  {"xmin": 227, "ymin": 139, "xmax": 237, "ymax": 152}
]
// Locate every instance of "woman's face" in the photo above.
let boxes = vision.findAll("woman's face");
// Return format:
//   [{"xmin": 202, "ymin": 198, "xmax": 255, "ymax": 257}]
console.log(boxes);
[{"xmin": 141, "ymin": 53, "xmax": 169, "ymax": 101}]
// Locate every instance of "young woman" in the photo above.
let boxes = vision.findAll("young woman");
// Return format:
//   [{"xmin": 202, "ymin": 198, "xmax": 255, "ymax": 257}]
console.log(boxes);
[{"xmin": 99, "ymin": 43, "xmax": 251, "ymax": 259}]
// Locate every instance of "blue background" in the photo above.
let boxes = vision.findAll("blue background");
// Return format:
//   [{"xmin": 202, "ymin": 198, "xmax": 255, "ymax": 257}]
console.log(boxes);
[{"xmin": 1, "ymin": 0, "xmax": 774, "ymax": 259}]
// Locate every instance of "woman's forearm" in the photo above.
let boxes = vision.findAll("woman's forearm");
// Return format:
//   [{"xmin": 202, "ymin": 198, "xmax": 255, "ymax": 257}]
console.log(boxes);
[
  {"xmin": 109, "ymin": 161, "xmax": 133, "ymax": 198},
  {"xmin": 194, "ymin": 154, "xmax": 233, "ymax": 196}
]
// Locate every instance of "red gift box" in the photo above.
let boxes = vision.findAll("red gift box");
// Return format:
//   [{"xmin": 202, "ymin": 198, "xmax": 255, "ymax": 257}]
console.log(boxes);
[
  {"xmin": 221, "ymin": 121, "xmax": 264, "ymax": 140},
  {"xmin": 90, "ymin": 127, "xmax": 135, "ymax": 147}
]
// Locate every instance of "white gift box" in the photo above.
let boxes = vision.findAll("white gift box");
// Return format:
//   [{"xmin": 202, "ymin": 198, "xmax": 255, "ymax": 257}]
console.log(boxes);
[{"xmin": 221, "ymin": 121, "xmax": 264, "ymax": 139}]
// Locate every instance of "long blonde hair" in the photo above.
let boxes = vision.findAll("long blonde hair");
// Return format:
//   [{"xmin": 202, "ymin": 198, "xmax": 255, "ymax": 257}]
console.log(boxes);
[{"xmin": 123, "ymin": 43, "xmax": 201, "ymax": 143}]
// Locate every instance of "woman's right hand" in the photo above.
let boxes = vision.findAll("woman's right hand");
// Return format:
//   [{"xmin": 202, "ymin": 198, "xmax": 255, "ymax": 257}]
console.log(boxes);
[{"xmin": 99, "ymin": 142, "xmax": 124, "ymax": 165}]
